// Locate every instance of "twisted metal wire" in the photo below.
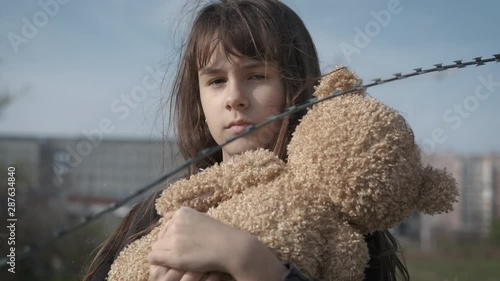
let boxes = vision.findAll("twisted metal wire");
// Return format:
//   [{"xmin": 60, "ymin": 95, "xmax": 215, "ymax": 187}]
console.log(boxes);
[{"xmin": 1, "ymin": 54, "xmax": 498, "ymax": 268}]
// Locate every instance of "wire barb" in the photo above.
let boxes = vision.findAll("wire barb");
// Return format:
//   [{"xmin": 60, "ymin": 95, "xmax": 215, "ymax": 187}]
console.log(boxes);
[
  {"xmin": 434, "ymin": 64, "xmax": 444, "ymax": 71},
  {"xmin": 474, "ymin": 57, "xmax": 485, "ymax": 66},
  {"xmin": 454, "ymin": 60, "xmax": 465, "ymax": 68}
]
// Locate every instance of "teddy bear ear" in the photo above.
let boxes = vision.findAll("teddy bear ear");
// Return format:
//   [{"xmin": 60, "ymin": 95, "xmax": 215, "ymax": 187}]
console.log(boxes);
[
  {"xmin": 313, "ymin": 66, "xmax": 365, "ymax": 99},
  {"xmin": 417, "ymin": 165, "xmax": 459, "ymax": 214}
]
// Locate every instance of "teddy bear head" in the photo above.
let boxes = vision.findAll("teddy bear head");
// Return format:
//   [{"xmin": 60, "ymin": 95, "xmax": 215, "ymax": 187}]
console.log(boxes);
[{"xmin": 287, "ymin": 67, "xmax": 458, "ymax": 234}]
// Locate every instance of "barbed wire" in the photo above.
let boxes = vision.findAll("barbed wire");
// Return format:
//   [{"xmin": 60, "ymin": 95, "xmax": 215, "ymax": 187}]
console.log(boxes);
[{"xmin": 1, "ymin": 54, "xmax": 498, "ymax": 268}]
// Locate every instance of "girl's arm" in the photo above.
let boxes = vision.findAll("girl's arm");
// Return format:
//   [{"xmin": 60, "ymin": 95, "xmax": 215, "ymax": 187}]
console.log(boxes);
[
  {"xmin": 226, "ymin": 231, "xmax": 288, "ymax": 281},
  {"xmin": 148, "ymin": 207, "xmax": 310, "ymax": 281}
]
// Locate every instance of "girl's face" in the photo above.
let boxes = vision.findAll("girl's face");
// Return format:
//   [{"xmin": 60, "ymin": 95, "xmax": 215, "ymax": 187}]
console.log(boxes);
[{"xmin": 198, "ymin": 47, "xmax": 285, "ymax": 161}]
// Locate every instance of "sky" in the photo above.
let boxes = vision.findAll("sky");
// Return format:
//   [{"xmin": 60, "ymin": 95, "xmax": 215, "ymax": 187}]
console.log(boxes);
[{"xmin": 0, "ymin": 0, "xmax": 499, "ymax": 154}]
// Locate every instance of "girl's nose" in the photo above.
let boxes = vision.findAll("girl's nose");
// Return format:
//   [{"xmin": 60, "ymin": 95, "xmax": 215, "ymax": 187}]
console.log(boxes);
[{"xmin": 224, "ymin": 82, "xmax": 249, "ymax": 111}]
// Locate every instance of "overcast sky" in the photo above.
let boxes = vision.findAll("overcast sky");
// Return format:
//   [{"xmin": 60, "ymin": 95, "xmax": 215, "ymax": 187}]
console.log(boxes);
[{"xmin": 1, "ymin": 0, "xmax": 499, "ymax": 154}]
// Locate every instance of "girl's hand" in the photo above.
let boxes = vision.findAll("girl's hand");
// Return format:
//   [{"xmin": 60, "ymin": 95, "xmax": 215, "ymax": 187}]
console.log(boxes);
[
  {"xmin": 148, "ymin": 207, "xmax": 241, "ymax": 273},
  {"xmin": 148, "ymin": 209, "xmax": 224, "ymax": 281},
  {"xmin": 148, "ymin": 206, "xmax": 287, "ymax": 281},
  {"xmin": 148, "ymin": 265, "xmax": 222, "ymax": 281}
]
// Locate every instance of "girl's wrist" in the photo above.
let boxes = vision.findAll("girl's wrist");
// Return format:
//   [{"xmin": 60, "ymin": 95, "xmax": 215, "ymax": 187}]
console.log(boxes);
[{"xmin": 227, "ymin": 231, "xmax": 287, "ymax": 281}]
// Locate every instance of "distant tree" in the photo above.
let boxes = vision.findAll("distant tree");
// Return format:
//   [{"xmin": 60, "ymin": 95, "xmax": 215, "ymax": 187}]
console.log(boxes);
[
  {"xmin": 0, "ymin": 59, "xmax": 29, "ymax": 116},
  {"xmin": 0, "ymin": 60, "xmax": 119, "ymax": 281},
  {"xmin": 0, "ymin": 94, "xmax": 11, "ymax": 114},
  {"xmin": 0, "ymin": 68, "xmax": 12, "ymax": 114},
  {"xmin": 491, "ymin": 218, "xmax": 500, "ymax": 246}
]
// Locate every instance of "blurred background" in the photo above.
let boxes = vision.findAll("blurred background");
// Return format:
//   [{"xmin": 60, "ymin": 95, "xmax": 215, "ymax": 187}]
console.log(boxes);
[{"xmin": 0, "ymin": 0, "xmax": 499, "ymax": 280}]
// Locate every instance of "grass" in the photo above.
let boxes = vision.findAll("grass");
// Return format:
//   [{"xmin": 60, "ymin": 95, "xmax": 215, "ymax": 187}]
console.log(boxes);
[{"xmin": 400, "ymin": 237, "xmax": 500, "ymax": 281}]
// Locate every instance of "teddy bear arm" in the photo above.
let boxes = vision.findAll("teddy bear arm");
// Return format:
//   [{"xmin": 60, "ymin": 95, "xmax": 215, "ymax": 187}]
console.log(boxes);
[
  {"xmin": 156, "ymin": 148, "xmax": 286, "ymax": 215},
  {"xmin": 319, "ymin": 221, "xmax": 368, "ymax": 281},
  {"xmin": 107, "ymin": 225, "xmax": 162, "ymax": 281}
]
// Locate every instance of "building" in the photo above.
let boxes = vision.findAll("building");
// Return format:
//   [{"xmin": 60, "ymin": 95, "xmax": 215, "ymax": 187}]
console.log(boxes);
[
  {"xmin": 415, "ymin": 152, "xmax": 500, "ymax": 242},
  {"xmin": 493, "ymin": 154, "xmax": 500, "ymax": 219},
  {"xmin": 0, "ymin": 137, "xmax": 41, "ymax": 190},
  {"xmin": 421, "ymin": 152, "xmax": 464, "ymax": 236},
  {"xmin": 0, "ymin": 135, "xmax": 183, "ymax": 215},
  {"xmin": 460, "ymin": 155, "xmax": 495, "ymax": 238}
]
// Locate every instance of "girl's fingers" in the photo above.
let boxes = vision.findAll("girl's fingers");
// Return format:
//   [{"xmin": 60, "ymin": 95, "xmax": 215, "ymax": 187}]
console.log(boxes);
[
  {"xmin": 164, "ymin": 268, "xmax": 186, "ymax": 281},
  {"xmin": 158, "ymin": 212, "xmax": 175, "ymax": 239},
  {"xmin": 158, "ymin": 211, "xmax": 175, "ymax": 239},
  {"xmin": 149, "ymin": 265, "xmax": 169, "ymax": 281},
  {"xmin": 164, "ymin": 211, "xmax": 175, "ymax": 220},
  {"xmin": 204, "ymin": 272, "xmax": 223, "ymax": 281},
  {"xmin": 158, "ymin": 219, "xmax": 170, "ymax": 239},
  {"xmin": 179, "ymin": 271, "xmax": 204, "ymax": 281},
  {"xmin": 148, "ymin": 249, "xmax": 171, "ymax": 267}
]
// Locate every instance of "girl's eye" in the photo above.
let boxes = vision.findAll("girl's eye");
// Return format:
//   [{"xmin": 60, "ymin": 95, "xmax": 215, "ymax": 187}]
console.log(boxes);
[
  {"xmin": 208, "ymin": 78, "xmax": 226, "ymax": 87},
  {"xmin": 249, "ymin": 74, "xmax": 266, "ymax": 80}
]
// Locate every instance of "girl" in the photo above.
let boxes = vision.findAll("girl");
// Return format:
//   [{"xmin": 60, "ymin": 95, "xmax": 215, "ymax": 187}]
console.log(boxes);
[{"xmin": 83, "ymin": 0, "xmax": 409, "ymax": 280}]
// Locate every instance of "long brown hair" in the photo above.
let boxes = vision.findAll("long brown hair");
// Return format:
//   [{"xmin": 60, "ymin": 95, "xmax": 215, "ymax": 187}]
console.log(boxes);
[
  {"xmin": 83, "ymin": 1, "xmax": 409, "ymax": 280},
  {"xmin": 174, "ymin": 0, "xmax": 321, "ymax": 175}
]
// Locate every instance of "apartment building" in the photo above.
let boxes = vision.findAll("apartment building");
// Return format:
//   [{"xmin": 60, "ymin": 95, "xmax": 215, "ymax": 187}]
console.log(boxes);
[
  {"xmin": 418, "ymin": 152, "xmax": 500, "ymax": 240},
  {"xmin": 0, "ymin": 135, "xmax": 182, "ymax": 215}
]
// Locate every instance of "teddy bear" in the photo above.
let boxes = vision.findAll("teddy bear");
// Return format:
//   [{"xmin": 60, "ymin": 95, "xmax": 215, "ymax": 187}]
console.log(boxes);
[{"xmin": 107, "ymin": 67, "xmax": 458, "ymax": 281}]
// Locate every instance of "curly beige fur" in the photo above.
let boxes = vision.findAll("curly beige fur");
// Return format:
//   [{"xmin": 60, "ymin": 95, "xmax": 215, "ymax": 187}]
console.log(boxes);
[{"xmin": 107, "ymin": 67, "xmax": 458, "ymax": 281}]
